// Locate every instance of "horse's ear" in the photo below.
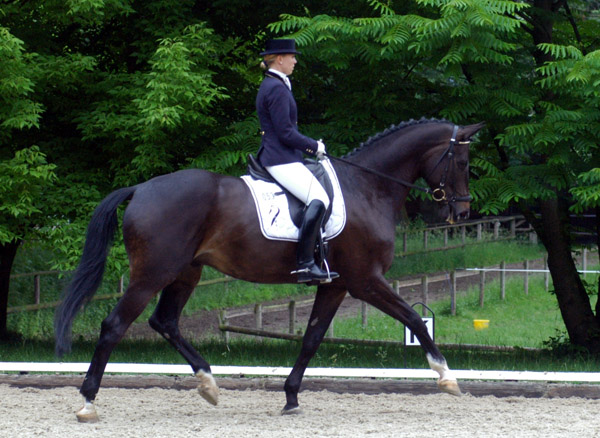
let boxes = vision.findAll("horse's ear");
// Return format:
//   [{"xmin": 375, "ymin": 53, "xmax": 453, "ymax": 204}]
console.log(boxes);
[{"xmin": 458, "ymin": 122, "xmax": 486, "ymax": 141}]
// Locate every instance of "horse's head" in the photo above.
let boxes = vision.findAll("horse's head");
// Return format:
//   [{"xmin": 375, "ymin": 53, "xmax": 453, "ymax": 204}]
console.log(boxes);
[{"xmin": 422, "ymin": 122, "xmax": 485, "ymax": 223}]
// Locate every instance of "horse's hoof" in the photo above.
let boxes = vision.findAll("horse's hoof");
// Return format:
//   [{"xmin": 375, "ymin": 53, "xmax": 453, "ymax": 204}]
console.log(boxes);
[
  {"xmin": 438, "ymin": 379, "xmax": 462, "ymax": 396},
  {"xmin": 76, "ymin": 402, "xmax": 99, "ymax": 423},
  {"xmin": 196, "ymin": 370, "xmax": 219, "ymax": 406},
  {"xmin": 281, "ymin": 406, "xmax": 303, "ymax": 416}
]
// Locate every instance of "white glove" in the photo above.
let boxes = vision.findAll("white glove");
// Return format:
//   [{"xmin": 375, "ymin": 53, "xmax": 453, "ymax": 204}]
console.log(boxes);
[{"xmin": 316, "ymin": 140, "xmax": 326, "ymax": 159}]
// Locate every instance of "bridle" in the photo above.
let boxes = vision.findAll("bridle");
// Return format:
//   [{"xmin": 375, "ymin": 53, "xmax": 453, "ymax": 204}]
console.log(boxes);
[{"xmin": 324, "ymin": 124, "xmax": 471, "ymax": 205}]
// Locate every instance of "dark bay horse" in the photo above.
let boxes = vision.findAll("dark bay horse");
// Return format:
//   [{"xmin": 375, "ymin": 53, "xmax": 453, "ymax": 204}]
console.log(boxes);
[{"xmin": 54, "ymin": 118, "xmax": 485, "ymax": 422}]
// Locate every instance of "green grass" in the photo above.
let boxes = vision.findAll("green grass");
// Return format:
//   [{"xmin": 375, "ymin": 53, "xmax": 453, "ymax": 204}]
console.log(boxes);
[
  {"xmin": 395, "ymin": 224, "xmax": 515, "ymax": 255},
  {"xmin": 7, "ymin": 236, "xmax": 547, "ymax": 340},
  {"xmin": 3, "ymin": 336, "xmax": 600, "ymax": 373},
  {"xmin": 388, "ymin": 239, "xmax": 545, "ymax": 278},
  {"xmin": 333, "ymin": 274, "xmax": 579, "ymax": 349},
  {"xmin": 6, "ymin": 235, "xmax": 595, "ymax": 374}
]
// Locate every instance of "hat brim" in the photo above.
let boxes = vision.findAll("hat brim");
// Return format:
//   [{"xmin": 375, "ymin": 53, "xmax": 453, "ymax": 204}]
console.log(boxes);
[{"xmin": 260, "ymin": 49, "xmax": 301, "ymax": 56}]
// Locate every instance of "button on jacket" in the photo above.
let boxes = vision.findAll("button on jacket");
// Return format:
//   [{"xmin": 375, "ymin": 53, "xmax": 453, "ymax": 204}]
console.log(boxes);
[{"xmin": 256, "ymin": 72, "xmax": 318, "ymax": 167}]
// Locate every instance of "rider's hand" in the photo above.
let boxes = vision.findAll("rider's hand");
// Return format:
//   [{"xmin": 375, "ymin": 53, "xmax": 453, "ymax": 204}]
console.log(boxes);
[{"xmin": 317, "ymin": 140, "xmax": 326, "ymax": 159}]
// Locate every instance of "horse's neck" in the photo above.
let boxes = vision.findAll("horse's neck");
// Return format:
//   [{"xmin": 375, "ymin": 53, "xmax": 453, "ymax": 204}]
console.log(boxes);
[
  {"xmin": 338, "ymin": 137, "xmax": 424, "ymax": 219},
  {"xmin": 354, "ymin": 137, "xmax": 422, "ymax": 184}
]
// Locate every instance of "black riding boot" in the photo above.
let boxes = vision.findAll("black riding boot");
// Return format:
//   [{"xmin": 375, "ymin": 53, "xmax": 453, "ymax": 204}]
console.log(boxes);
[{"xmin": 294, "ymin": 200, "xmax": 339, "ymax": 283}]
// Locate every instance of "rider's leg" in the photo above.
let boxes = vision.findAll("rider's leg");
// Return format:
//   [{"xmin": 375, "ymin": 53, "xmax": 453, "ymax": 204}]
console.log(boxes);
[
  {"xmin": 266, "ymin": 162, "xmax": 339, "ymax": 282},
  {"xmin": 265, "ymin": 162, "xmax": 329, "ymax": 208}
]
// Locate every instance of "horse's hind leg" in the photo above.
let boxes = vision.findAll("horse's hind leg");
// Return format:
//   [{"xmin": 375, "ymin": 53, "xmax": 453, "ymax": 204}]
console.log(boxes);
[
  {"xmin": 77, "ymin": 279, "xmax": 162, "ymax": 422},
  {"xmin": 350, "ymin": 275, "xmax": 461, "ymax": 396},
  {"xmin": 283, "ymin": 284, "xmax": 347, "ymax": 414},
  {"xmin": 149, "ymin": 265, "xmax": 218, "ymax": 406}
]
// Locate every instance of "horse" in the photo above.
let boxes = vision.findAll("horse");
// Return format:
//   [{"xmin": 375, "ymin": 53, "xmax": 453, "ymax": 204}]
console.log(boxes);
[{"xmin": 54, "ymin": 118, "xmax": 485, "ymax": 422}]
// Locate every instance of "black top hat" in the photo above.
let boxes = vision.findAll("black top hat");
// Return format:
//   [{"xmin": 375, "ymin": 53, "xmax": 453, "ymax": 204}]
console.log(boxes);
[{"xmin": 260, "ymin": 39, "xmax": 301, "ymax": 56}]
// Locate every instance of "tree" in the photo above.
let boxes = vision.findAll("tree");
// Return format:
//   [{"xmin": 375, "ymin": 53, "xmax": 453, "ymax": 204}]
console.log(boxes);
[
  {"xmin": 268, "ymin": 0, "xmax": 600, "ymax": 352},
  {"xmin": 0, "ymin": 0, "xmax": 237, "ymax": 337},
  {"xmin": 0, "ymin": 0, "xmax": 352, "ymax": 336},
  {"xmin": 0, "ymin": 148, "xmax": 56, "ymax": 338}
]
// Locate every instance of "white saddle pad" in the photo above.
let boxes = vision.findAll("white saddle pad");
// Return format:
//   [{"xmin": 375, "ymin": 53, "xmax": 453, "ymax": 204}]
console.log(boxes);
[{"xmin": 241, "ymin": 158, "xmax": 346, "ymax": 242}]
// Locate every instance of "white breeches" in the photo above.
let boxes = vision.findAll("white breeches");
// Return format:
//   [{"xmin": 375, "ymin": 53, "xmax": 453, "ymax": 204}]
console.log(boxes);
[{"xmin": 266, "ymin": 162, "xmax": 330, "ymax": 209}]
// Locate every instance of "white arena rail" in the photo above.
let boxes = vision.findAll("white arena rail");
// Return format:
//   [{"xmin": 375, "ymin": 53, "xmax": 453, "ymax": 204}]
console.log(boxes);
[{"xmin": 1, "ymin": 362, "xmax": 600, "ymax": 383}]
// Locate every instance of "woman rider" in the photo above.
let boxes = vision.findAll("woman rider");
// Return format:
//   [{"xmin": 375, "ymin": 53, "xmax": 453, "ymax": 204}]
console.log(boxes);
[{"xmin": 256, "ymin": 39, "xmax": 339, "ymax": 283}]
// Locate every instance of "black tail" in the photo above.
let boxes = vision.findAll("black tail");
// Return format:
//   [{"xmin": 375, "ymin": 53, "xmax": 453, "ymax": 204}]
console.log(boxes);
[{"xmin": 54, "ymin": 186, "xmax": 136, "ymax": 357}]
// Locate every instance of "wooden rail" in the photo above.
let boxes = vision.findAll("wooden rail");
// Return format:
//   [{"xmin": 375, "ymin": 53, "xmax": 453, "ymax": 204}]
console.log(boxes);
[
  {"xmin": 218, "ymin": 325, "xmax": 542, "ymax": 353},
  {"xmin": 396, "ymin": 215, "xmax": 533, "ymax": 256},
  {"xmin": 7, "ymin": 273, "xmax": 235, "ymax": 314},
  {"xmin": 217, "ymin": 255, "xmax": 570, "ymax": 343}
]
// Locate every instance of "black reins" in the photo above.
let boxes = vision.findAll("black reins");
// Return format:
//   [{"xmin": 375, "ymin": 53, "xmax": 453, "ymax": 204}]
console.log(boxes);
[{"xmin": 324, "ymin": 125, "xmax": 471, "ymax": 204}]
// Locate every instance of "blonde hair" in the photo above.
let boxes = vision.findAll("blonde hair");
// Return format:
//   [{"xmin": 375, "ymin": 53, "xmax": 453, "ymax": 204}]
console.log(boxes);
[{"xmin": 260, "ymin": 54, "xmax": 278, "ymax": 70}]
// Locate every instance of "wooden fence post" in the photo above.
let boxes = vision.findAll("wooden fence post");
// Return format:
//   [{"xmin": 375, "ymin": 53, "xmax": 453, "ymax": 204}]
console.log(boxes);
[
  {"xmin": 254, "ymin": 303, "xmax": 263, "ymax": 330},
  {"xmin": 421, "ymin": 275, "xmax": 428, "ymax": 316},
  {"xmin": 510, "ymin": 218, "xmax": 516, "ymax": 238},
  {"xmin": 544, "ymin": 256, "xmax": 549, "ymax": 291},
  {"xmin": 289, "ymin": 300, "xmax": 296, "ymax": 334},
  {"xmin": 219, "ymin": 310, "xmax": 229, "ymax": 344},
  {"xmin": 450, "ymin": 271, "xmax": 457, "ymax": 316},
  {"xmin": 477, "ymin": 223, "xmax": 482, "ymax": 241},
  {"xmin": 479, "ymin": 269, "xmax": 485, "ymax": 308},
  {"xmin": 393, "ymin": 280, "xmax": 400, "ymax": 326},
  {"xmin": 500, "ymin": 261, "xmax": 506, "ymax": 300},
  {"xmin": 33, "ymin": 275, "xmax": 41, "ymax": 305},
  {"xmin": 327, "ymin": 319, "xmax": 334, "ymax": 338},
  {"xmin": 493, "ymin": 221, "xmax": 500, "ymax": 240},
  {"xmin": 583, "ymin": 248, "xmax": 588, "ymax": 277},
  {"xmin": 524, "ymin": 260, "xmax": 529, "ymax": 295},
  {"xmin": 461, "ymin": 226, "xmax": 466, "ymax": 245},
  {"xmin": 423, "ymin": 230, "xmax": 429, "ymax": 250},
  {"xmin": 118, "ymin": 275, "xmax": 125, "ymax": 294},
  {"xmin": 443, "ymin": 228, "xmax": 448, "ymax": 248},
  {"xmin": 361, "ymin": 302, "xmax": 368, "ymax": 329},
  {"xmin": 529, "ymin": 232, "xmax": 538, "ymax": 245}
]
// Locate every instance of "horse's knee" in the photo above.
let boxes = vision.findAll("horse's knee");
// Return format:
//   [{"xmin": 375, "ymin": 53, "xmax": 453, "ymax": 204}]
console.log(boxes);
[
  {"xmin": 98, "ymin": 316, "xmax": 125, "ymax": 344},
  {"xmin": 148, "ymin": 314, "xmax": 162, "ymax": 332},
  {"xmin": 149, "ymin": 313, "xmax": 179, "ymax": 340}
]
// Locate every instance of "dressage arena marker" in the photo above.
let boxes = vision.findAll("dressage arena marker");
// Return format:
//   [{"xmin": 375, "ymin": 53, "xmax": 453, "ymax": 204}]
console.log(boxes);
[{"xmin": 1, "ymin": 362, "xmax": 600, "ymax": 383}]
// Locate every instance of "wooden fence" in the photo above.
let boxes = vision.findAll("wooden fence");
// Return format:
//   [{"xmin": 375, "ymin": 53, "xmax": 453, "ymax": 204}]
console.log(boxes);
[
  {"xmin": 6, "ymin": 272, "xmax": 235, "ymax": 314},
  {"xmin": 9, "ymin": 215, "xmax": 595, "ymax": 318},
  {"xmin": 218, "ymin": 258, "xmax": 547, "ymax": 339},
  {"xmin": 8, "ymin": 215, "xmax": 531, "ymax": 314},
  {"xmin": 219, "ymin": 251, "xmax": 599, "ymax": 345},
  {"xmin": 396, "ymin": 215, "xmax": 533, "ymax": 256}
]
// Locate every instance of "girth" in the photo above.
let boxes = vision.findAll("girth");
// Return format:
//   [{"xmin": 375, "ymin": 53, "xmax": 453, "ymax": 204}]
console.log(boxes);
[{"xmin": 247, "ymin": 154, "xmax": 334, "ymax": 228}]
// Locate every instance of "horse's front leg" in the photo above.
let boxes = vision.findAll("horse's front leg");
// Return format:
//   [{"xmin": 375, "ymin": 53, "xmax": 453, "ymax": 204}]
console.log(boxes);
[
  {"xmin": 350, "ymin": 275, "xmax": 461, "ymax": 396},
  {"xmin": 283, "ymin": 284, "xmax": 347, "ymax": 414}
]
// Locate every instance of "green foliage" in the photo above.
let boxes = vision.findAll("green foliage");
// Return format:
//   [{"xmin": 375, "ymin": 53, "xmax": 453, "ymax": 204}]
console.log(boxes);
[
  {"xmin": 1, "ymin": 0, "xmax": 600, "ymax": 345},
  {"xmin": 0, "ymin": 147, "xmax": 56, "ymax": 243},
  {"xmin": 334, "ymin": 275, "xmax": 571, "ymax": 349},
  {"xmin": 74, "ymin": 22, "xmax": 232, "ymax": 185},
  {"xmin": 0, "ymin": 27, "xmax": 42, "ymax": 136}
]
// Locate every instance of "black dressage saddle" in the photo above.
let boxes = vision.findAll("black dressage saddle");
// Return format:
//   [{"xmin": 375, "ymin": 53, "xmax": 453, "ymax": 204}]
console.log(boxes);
[{"xmin": 246, "ymin": 154, "xmax": 334, "ymax": 228}]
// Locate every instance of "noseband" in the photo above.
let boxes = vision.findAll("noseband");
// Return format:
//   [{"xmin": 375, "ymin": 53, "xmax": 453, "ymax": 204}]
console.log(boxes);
[
  {"xmin": 324, "ymin": 125, "xmax": 471, "ymax": 204},
  {"xmin": 425, "ymin": 124, "xmax": 472, "ymax": 205}
]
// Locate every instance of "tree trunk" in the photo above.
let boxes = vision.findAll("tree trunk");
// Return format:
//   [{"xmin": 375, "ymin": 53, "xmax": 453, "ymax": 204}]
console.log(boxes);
[
  {"xmin": 0, "ymin": 240, "xmax": 20, "ymax": 340},
  {"xmin": 533, "ymin": 199, "xmax": 600, "ymax": 352},
  {"xmin": 595, "ymin": 205, "xmax": 600, "ymax": 319},
  {"xmin": 518, "ymin": 1, "xmax": 600, "ymax": 352}
]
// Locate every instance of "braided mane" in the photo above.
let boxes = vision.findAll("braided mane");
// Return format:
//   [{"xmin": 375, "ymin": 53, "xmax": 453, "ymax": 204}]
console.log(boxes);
[{"xmin": 343, "ymin": 117, "xmax": 450, "ymax": 158}]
